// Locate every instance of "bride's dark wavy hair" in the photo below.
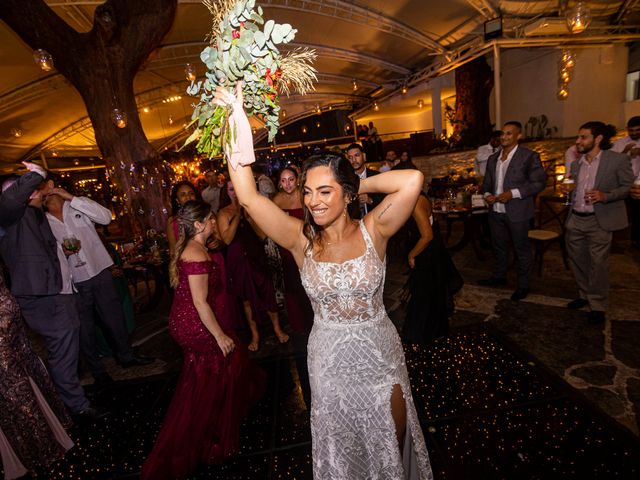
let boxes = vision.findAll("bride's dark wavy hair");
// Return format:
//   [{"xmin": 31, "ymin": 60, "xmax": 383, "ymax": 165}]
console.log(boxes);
[{"xmin": 299, "ymin": 151, "xmax": 360, "ymax": 253}]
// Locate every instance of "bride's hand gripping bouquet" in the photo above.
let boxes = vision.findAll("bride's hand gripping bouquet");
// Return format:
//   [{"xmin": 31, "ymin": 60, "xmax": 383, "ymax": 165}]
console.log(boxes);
[{"xmin": 183, "ymin": 0, "xmax": 317, "ymax": 168}]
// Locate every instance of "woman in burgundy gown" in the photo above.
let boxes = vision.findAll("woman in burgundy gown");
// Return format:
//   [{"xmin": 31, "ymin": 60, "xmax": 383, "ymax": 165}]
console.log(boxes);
[
  {"xmin": 142, "ymin": 201, "xmax": 264, "ymax": 480},
  {"xmin": 273, "ymin": 167, "xmax": 314, "ymax": 334},
  {"xmin": 218, "ymin": 181, "xmax": 288, "ymax": 350}
]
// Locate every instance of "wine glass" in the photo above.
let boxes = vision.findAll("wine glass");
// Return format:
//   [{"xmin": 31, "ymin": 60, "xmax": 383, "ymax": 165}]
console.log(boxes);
[
  {"xmin": 62, "ymin": 236, "xmax": 86, "ymax": 267},
  {"xmin": 560, "ymin": 177, "xmax": 575, "ymax": 206}
]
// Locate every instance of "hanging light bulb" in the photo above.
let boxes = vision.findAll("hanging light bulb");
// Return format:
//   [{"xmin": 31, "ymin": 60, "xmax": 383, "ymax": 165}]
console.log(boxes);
[
  {"xmin": 33, "ymin": 49, "xmax": 53, "ymax": 71},
  {"xmin": 352, "ymin": 78, "xmax": 358, "ymax": 91},
  {"xmin": 557, "ymin": 86, "xmax": 569, "ymax": 100},
  {"xmin": 561, "ymin": 50, "xmax": 576, "ymax": 69},
  {"xmin": 373, "ymin": 102, "xmax": 379, "ymax": 112},
  {"xmin": 560, "ymin": 68, "xmax": 572, "ymax": 83},
  {"xmin": 315, "ymin": 103, "xmax": 321, "ymax": 114},
  {"xmin": 111, "ymin": 108, "xmax": 127, "ymax": 128},
  {"xmin": 566, "ymin": 2, "xmax": 591, "ymax": 34},
  {"xmin": 10, "ymin": 128, "xmax": 22, "ymax": 138},
  {"xmin": 168, "ymin": 115, "xmax": 174, "ymax": 126},
  {"xmin": 184, "ymin": 63, "xmax": 196, "ymax": 82},
  {"xmin": 417, "ymin": 99, "xmax": 424, "ymax": 109},
  {"xmin": 316, "ymin": 121, "xmax": 321, "ymax": 128},
  {"xmin": 301, "ymin": 125, "xmax": 308, "ymax": 134},
  {"xmin": 281, "ymin": 109, "xmax": 287, "ymax": 119},
  {"xmin": 401, "ymin": 84, "xmax": 408, "ymax": 95}
]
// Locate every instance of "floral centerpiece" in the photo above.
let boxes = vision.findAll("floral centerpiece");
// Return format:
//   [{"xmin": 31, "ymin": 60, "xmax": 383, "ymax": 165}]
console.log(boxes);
[{"xmin": 184, "ymin": 0, "xmax": 317, "ymax": 158}]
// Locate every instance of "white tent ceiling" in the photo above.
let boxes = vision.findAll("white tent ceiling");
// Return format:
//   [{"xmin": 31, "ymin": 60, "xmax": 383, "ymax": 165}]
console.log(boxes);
[{"xmin": 1, "ymin": 0, "xmax": 640, "ymax": 173}]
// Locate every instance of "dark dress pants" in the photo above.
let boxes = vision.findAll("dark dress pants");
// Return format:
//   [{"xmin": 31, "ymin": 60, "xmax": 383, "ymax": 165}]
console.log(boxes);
[
  {"xmin": 75, "ymin": 268, "xmax": 134, "ymax": 375},
  {"xmin": 17, "ymin": 293, "xmax": 89, "ymax": 413},
  {"xmin": 488, "ymin": 212, "xmax": 532, "ymax": 289}
]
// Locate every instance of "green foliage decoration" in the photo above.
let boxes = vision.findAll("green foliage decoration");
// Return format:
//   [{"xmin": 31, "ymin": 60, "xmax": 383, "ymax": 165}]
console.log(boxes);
[{"xmin": 184, "ymin": 0, "xmax": 317, "ymax": 159}]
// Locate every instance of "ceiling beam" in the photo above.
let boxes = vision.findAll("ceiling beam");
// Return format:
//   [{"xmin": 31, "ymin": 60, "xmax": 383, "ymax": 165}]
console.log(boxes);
[
  {"xmin": 260, "ymin": 0, "xmax": 445, "ymax": 52},
  {"xmin": 46, "ymin": 0, "xmax": 446, "ymax": 53},
  {"xmin": 150, "ymin": 40, "xmax": 411, "ymax": 75},
  {"xmin": 466, "ymin": 0, "xmax": 498, "ymax": 20},
  {"xmin": 614, "ymin": 0, "xmax": 640, "ymax": 24}
]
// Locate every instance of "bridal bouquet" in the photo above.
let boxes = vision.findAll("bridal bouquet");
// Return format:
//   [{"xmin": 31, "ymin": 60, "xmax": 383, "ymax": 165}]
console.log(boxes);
[{"xmin": 184, "ymin": 0, "xmax": 317, "ymax": 158}]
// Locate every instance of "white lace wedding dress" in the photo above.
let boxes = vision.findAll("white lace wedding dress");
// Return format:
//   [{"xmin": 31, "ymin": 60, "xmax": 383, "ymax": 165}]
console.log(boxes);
[{"xmin": 300, "ymin": 221, "xmax": 433, "ymax": 479}]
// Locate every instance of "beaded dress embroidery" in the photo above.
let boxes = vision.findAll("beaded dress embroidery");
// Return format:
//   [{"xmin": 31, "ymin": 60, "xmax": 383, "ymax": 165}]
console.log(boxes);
[{"xmin": 300, "ymin": 221, "xmax": 433, "ymax": 479}]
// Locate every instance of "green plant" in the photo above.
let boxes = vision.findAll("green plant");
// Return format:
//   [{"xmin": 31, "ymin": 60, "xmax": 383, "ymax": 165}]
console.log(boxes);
[{"xmin": 184, "ymin": 0, "xmax": 317, "ymax": 158}]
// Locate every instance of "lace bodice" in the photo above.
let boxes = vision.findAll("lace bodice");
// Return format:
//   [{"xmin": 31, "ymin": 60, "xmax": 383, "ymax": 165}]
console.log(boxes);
[{"xmin": 301, "ymin": 221, "xmax": 386, "ymax": 325}]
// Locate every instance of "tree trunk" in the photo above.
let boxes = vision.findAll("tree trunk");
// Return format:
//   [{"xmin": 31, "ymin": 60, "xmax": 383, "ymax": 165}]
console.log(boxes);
[
  {"xmin": 0, "ymin": 0, "xmax": 178, "ymax": 234},
  {"xmin": 453, "ymin": 56, "xmax": 494, "ymax": 148}
]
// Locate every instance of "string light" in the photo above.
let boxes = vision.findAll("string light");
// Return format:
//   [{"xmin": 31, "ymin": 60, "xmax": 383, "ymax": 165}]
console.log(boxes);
[
  {"xmin": 561, "ymin": 50, "xmax": 576, "ymax": 69},
  {"xmin": 33, "ymin": 49, "xmax": 53, "ymax": 71},
  {"xmin": 401, "ymin": 84, "xmax": 408, "ymax": 95},
  {"xmin": 184, "ymin": 63, "xmax": 196, "ymax": 82},
  {"xmin": 352, "ymin": 78, "xmax": 358, "ymax": 91},
  {"xmin": 417, "ymin": 99, "xmax": 424, "ymax": 109},
  {"xmin": 566, "ymin": 2, "xmax": 591, "ymax": 34},
  {"xmin": 111, "ymin": 109, "xmax": 127, "ymax": 128},
  {"xmin": 373, "ymin": 101, "xmax": 379, "ymax": 112},
  {"xmin": 10, "ymin": 128, "xmax": 22, "ymax": 138}
]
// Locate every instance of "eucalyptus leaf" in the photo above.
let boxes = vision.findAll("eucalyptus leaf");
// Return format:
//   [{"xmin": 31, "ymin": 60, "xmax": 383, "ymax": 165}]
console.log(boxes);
[
  {"xmin": 254, "ymin": 30, "xmax": 266, "ymax": 49},
  {"xmin": 186, "ymin": 82, "xmax": 200, "ymax": 96},
  {"xmin": 250, "ymin": 12, "xmax": 263, "ymax": 25},
  {"xmin": 264, "ymin": 19, "xmax": 275, "ymax": 39},
  {"xmin": 271, "ymin": 24, "xmax": 283, "ymax": 43}
]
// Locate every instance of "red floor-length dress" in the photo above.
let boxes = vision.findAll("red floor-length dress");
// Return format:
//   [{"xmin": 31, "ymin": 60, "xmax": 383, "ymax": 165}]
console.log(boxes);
[
  {"xmin": 279, "ymin": 208, "xmax": 313, "ymax": 333},
  {"xmin": 141, "ymin": 260, "xmax": 264, "ymax": 480}
]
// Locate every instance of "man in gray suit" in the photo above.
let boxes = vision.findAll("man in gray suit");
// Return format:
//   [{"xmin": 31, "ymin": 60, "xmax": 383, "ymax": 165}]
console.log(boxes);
[
  {"xmin": 564, "ymin": 121, "xmax": 634, "ymax": 325},
  {"xmin": 480, "ymin": 121, "xmax": 546, "ymax": 300},
  {"xmin": 0, "ymin": 162, "xmax": 103, "ymax": 420}
]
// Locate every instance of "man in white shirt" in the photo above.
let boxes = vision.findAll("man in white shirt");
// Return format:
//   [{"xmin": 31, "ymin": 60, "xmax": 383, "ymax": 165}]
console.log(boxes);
[
  {"xmin": 201, "ymin": 170, "xmax": 225, "ymax": 214},
  {"xmin": 474, "ymin": 130, "xmax": 502, "ymax": 178},
  {"xmin": 0, "ymin": 164, "xmax": 100, "ymax": 419},
  {"xmin": 44, "ymin": 184, "xmax": 152, "ymax": 385},
  {"xmin": 611, "ymin": 116, "xmax": 640, "ymax": 248},
  {"xmin": 480, "ymin": 122, "xmax": 546, "ymax": 301}
]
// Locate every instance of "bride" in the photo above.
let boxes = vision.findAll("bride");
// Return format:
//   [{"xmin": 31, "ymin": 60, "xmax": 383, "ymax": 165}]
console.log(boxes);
[{"xmin": 217, "ymin": 85, "xmax": 433, "ymax": 479}]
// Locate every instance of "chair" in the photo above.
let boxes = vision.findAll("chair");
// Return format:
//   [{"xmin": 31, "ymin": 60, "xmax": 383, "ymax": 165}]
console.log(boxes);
[{"xmin": 528, "ymin": 228, "xmax": 569, "ymax": 276}]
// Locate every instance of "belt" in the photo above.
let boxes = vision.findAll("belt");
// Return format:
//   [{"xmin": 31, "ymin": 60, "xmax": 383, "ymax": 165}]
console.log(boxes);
[{"xmin": 572, "ymin": 210, "xmax": 595, "ymax": 217}]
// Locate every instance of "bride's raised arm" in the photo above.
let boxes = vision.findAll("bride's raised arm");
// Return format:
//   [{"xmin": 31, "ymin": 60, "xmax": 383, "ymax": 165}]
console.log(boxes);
[
  {"xmin": 215, "ymin": 85, "xmax": 304, "ymax": 255},
  {"xmin": 360, "ymin": 169, "xmax": 423, "ymax": 243}
]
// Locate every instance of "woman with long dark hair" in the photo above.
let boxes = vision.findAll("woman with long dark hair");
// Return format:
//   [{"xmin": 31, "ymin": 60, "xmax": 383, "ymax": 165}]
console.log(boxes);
[
  {"xmin": 166, "ymin": 181, "xmax": 201, "ymax": 254},
  {"xmin": 272, "ymin": 166, "xmax": 313, "ymax": 334},
  {"xmin": 216, "ymin": 86, "xmax": 432, "ymax": 479},
  {"xmin": 142, "ymin": 200, "xmax": 264, "ymax": 480}
]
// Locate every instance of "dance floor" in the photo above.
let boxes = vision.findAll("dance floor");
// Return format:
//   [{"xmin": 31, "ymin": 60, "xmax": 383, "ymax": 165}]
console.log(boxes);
[{"xmin": 16, "ymin": 323, "xmax": 640, "ymax": 480}]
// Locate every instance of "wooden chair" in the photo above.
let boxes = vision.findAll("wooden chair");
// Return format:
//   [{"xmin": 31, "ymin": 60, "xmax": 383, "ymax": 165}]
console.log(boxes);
[
  {"xmin": 528, "ymin": 191, "xmax": 570, "ymax": 276},
  {"xmin": 528, "ymin": 228, "xmax": 568, "ymax": 276}
]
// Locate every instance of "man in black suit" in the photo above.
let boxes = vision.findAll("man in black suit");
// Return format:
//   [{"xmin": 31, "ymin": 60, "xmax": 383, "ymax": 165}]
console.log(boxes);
[
  {"xmin": 480, "ymin": 121, "xmax": 547, "ymax": 301},
  {"xmin": 346, "ymin": 143, "xmax": 383, "ymax": 218},
  {"xmin": 0, "ymin": 162, "xmax": 101, "ymax": 420}
]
